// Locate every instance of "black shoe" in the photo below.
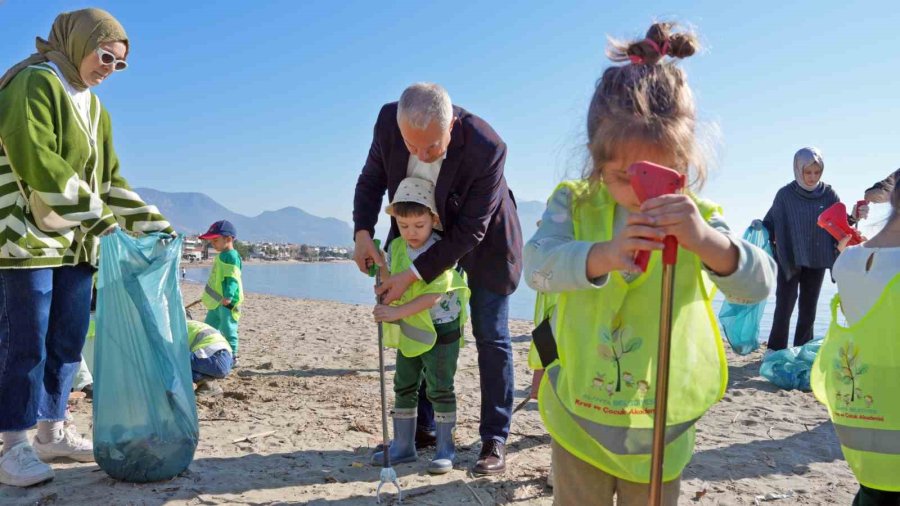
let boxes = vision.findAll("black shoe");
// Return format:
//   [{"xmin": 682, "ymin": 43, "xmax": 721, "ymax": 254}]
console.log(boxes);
[
  {"xmin": 414, "ymin": 427, "xmax": 437, "ymax": 450},
  {"xmin": 472, "ymin": 440, "xmax": 506, "ymax": 475},
  {"xmin": 374, "ymin": 427, "xmax": 436, "ymax": 452},
  {"xmin": 196, "ymin": 379, "xmax": 224, "ymax": 397}
]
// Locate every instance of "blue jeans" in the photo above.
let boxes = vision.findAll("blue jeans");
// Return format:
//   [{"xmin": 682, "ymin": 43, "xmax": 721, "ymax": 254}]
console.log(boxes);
[
  {"xmin": 0, "ymin": 265, "xmax": 94, "ymax": 430},
  {"xmin": 191, "ymin": 349, "xmax": 234, "ymax": 382},
  {"xmin": 417, "ymin": 285, "xmax": 514, "ymax": 443}
]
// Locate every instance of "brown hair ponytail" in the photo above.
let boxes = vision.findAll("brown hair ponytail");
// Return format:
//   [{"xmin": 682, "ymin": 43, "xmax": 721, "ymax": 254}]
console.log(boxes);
[{"xmin": 587, "ymin": 22, "xmax": 708, "ymax": 189}]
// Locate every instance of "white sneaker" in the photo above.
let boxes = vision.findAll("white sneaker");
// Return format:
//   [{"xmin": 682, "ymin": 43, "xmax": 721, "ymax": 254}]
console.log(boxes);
[
  {"xmin": 32, "ymin": 423, "xmax": 94, "ymax": 463},
  {"xmin": 0, "ymin": 442, "xmax": 55, "ymax": 487}
]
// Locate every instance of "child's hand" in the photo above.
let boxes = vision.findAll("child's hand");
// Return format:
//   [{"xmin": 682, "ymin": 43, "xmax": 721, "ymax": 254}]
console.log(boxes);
[
  {"xmin": 375, "ymin": 270, "xmax": 415, "ymax": 305},
  {"xmin": 373, "ymin": 304, "xmax": 402, "ymax": 323},
  {"xmin": 587, "ymin": 220, "xmax": 665, "ymax": 276},
  {"xmin": 530, "ymin": 369, "xmax": 544, "ymax": 399},
  {"xmin": 836, "ymin": 235, "xmax": 852, "ymax": 252},
  {"xmin": 836, "ymin": 234, "xmax": 867, "ymax": 252},
  {"xmin": 636, "ymin": 194, "xmax": 739, "ymax": 276},
  {"xmin": 635, "ymin": 194, "xmax": 710, "ymax": 253}
]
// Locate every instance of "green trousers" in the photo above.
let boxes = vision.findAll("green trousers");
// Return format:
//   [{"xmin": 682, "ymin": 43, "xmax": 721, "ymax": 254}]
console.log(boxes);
[
  {"xmin": 205, "ymin": 305, "xmax": 239, "ymax": 356},
  {"xmin": 394, "ymin": 341, "xmax": 459, "ymax": 414}
]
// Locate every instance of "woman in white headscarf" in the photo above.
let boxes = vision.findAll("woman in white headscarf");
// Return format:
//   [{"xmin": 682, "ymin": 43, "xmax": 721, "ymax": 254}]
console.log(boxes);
[{"xmin": 762, "ymin": 147, "xmax": 853, "ymax": 353}]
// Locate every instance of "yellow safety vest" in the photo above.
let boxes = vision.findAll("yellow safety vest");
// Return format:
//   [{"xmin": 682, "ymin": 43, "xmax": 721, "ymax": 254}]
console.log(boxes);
[
  {"xmin": 811, "ymin": 276, "xmax": 900, "ymax": 492},
  {"xmin": 538, "ymin": 180, "xmax": 727, "ymax": 483},
  {"xmin": 382, "ymin": 237, "xmax": 469, "ymax": 358},
  {"xmin": 201, "ymin": 252, "xmax": 243, "ymax": 321},
  {"xmin": 187, "ymin": 320, "xmax": 232, "ymax": 358}
]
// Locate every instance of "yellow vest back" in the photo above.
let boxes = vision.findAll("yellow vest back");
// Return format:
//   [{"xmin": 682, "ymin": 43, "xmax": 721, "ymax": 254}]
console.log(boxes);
[{"xmin": 812, "ymin": 276, "xmax": 900, "ymax": 492}]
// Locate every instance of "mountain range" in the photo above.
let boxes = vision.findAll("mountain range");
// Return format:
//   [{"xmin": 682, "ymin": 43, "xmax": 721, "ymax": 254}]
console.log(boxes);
[{"xmin": 136, "ymin": 187, "xmax": 545, "ymax": 246}]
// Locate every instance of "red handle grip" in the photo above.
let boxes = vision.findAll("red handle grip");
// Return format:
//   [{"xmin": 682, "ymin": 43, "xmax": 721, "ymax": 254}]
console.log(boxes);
[
  {"xmin": 635, "ymin": 250, "xmax": 651, "ymax": 271},
  {"xmin": 818, "ymin": 202, "xmax": 864, "ymax": 246},
  {"xmin": 628, "ymin": 162, "xmax": 686, "ymax": 272},
  {"xmin": 662, "ymin": 236, "xmax": 678, "ymax": 265}
]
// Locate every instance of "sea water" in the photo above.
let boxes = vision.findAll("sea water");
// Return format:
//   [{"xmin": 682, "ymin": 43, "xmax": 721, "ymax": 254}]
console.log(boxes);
[{"xmin": 185, "ymin": 262, "xmax": 837, "ymax": 343}]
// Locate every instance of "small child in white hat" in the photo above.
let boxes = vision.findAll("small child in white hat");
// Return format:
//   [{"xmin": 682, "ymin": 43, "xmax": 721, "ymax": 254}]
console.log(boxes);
[{"xmin": 371, "ymin": 177, "xmax": 469, "ymax": 475}]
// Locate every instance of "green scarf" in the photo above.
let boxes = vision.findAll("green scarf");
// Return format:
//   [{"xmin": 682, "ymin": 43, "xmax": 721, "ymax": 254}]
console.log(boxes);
[{"xmin": 0, "ymin": 8, "xmax": 128, "ymax": 92}]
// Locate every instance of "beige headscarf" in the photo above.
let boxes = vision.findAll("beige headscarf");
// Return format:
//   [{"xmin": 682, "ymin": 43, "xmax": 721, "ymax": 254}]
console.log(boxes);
[{"xmin": 0, "ymin": 8, "xmax": 128, "ymax": 92}]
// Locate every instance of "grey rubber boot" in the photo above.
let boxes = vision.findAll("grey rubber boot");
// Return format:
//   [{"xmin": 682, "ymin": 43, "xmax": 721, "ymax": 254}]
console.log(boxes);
[
  {"xmin": 371, "ymin": 415, "xmax": 417, "ymax": 465},
  {"xmin": 427, "ymin": 414, "xmax": 456, "ymax": 474}
]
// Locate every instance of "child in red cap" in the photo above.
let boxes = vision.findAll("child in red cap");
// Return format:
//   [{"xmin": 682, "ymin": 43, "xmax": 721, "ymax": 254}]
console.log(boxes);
[{"xmin": 198, "ymin": 220, "xmax": 243, "ymax": 367}]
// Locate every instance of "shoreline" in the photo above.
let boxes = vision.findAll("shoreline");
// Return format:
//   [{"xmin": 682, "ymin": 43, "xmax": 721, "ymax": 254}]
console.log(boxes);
[
  {"xmin": 183, "ymin": 258, "xmax": 354, "ymax": 268},
  {"xmin": 178, "ymin": 274, "xmax": 535, "ymax": 323}
]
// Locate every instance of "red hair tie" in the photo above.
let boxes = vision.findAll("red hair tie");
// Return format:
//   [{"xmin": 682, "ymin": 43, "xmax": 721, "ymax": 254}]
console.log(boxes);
[
  {"xmin": 630, "ymin": 38, "xmax": 670, "ymax": 64},
  {"xmin": 645, "ymin": 38, "xmax": 670, "ymax": 58}
]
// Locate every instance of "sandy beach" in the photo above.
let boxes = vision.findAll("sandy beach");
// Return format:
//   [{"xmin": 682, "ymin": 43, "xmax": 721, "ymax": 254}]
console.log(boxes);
[{"xmin": 0, "ymin": 283, "xmax": 860, "ymax": 505}]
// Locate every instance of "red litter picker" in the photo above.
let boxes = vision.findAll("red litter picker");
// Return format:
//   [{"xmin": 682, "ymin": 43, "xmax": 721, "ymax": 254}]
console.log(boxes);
[
  {"xmin": 817, "ymin": 201, "xmax": 865, "ymax": 246},
  {"xmin": 628, "ymin": 161, "xmax": 686, "ymax": 506},
  {"xmin": 367, "ymin": 239, "xmax": 402, "ymax": 504}
]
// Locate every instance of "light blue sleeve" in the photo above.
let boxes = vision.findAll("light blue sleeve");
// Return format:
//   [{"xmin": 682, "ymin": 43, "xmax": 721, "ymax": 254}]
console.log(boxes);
[
  {"xmin": 523, "ymin": 185, "xmax": 607, "ymax": 293},
  {"xmin": 705, "ymin": 215, "xmax": 776, "ymax": 305}
]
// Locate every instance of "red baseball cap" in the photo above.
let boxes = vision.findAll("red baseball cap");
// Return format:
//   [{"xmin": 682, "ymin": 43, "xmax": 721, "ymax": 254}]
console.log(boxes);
[{"xmin": 198, "ymin": 220, "xmax": 237, "ymax": 240}]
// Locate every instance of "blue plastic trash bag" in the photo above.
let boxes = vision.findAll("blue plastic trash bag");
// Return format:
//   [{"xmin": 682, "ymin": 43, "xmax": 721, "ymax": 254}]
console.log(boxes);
[
  {"xmin": 93, "ymin": 230, "xmax": 198, "ymax": 482},
  {"xmin": 718, "ymin": 220, "xmax": 774, "ymax": 355},
  {"xmin": 759, "ymin": 337, "xmax": 824, "ymax": 391}
]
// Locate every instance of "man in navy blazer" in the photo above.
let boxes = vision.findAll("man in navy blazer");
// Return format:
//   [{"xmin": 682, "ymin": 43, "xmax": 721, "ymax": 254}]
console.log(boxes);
[{"xmin": 353, "ymin": 83, "xmax": 522, "ymax": 474}]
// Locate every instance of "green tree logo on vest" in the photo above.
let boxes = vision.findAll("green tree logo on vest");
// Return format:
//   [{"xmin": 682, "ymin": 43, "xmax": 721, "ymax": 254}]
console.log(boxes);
[
  {"xmin": 597, "ymin": 320, "xmax": 643, "ymax": 393},
  {"xmin": 834, "ymin": 340, "xmax": 869, "ymax": 405}
]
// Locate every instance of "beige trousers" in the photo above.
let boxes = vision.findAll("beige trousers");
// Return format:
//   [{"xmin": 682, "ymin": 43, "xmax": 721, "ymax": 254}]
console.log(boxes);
[{"xmin": 551, "ymin": 440, "xmax": 681, "ymax": 506}]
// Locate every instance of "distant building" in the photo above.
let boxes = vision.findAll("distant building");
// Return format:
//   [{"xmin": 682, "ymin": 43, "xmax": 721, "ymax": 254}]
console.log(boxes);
[{"xmin": 182, "ymin": 236, "xmax": 204, "ymax": 262}]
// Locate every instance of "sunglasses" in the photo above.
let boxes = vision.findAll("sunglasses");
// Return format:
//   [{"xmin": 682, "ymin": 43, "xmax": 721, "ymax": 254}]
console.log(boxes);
[{"xmin": 95, "ymin": 47, "xmax": 128, "ymax": 71}]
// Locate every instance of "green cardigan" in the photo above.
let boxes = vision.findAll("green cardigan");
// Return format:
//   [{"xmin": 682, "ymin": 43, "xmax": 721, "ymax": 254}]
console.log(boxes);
[{"xmin": 0, "ymin": 63, "xmax": 172, "ymax": 268}]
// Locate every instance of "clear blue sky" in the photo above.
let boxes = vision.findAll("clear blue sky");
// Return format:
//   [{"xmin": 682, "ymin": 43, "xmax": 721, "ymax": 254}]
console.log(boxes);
[{"xmin": 1, "ymin": 1, "xmax": 898, "ymax": 238}]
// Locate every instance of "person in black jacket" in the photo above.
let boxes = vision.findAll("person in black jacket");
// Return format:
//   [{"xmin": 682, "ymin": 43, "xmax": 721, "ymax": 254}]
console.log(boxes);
[
  {"xmin": 352, "ymin": 83, "xmax": 523, "ymax": 474},
  {"xmin": 763, "ymin": 147, "xmax": 851, "ymax": 351}
]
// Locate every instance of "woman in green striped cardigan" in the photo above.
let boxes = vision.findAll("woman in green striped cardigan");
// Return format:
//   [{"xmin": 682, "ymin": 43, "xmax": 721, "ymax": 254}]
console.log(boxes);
[{"xmin": 0, "ymin": 9, "xmax": 172, "ymax": 487}]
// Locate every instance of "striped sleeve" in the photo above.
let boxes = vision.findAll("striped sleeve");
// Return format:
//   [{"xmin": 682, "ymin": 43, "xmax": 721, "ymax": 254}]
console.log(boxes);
[
  {"xmin": 99, "ymin": 108, "xmax": 173, "ymax": 234},
  {"xmin": 2, "ymin": 71, "xmax": 118, "ymax": 236}
]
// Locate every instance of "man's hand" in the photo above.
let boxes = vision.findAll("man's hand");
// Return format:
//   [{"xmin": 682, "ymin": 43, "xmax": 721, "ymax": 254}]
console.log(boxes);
[
  {"xmin": 375, "ymin": 269, "xmax": 416, "ymax": 304},
  {"xmin": 222, "ymin": 298, "xmax": 232, "ymax": 308},
  {"xmin": 353, "ymin": 230, "xmax": 385, "ymax": 274}
]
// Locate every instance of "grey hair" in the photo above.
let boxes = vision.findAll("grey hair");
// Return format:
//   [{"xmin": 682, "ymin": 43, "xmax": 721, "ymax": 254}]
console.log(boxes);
[{"xmin": 397, "ymin": 82, "xmax": 453, "ymax": 130}]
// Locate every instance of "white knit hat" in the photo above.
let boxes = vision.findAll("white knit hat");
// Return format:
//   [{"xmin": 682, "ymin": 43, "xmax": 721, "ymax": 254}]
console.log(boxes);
[
  {"xmin": 386, "ymin": 177, "xmax": 438, "ymax": 217},
  {"xmin": 385, "ymin": 177, "xmax": 442, "ymax": 230}
]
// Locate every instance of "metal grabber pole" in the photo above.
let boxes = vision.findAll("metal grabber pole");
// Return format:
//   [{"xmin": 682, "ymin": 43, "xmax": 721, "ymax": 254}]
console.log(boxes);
[
  {"xmin": 648, "ymin": 235, "xmax": 678, "ymax": 506},
  {"xmin": 368, "ymin": 240, "xmax": 401, "ymax": 504}
]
